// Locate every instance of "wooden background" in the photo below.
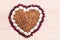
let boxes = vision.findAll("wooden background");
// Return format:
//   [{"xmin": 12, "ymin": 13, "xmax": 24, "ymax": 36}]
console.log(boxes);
[{"xmin": 0, "ymin": 0, "xmax": 60, "ymax": 40}]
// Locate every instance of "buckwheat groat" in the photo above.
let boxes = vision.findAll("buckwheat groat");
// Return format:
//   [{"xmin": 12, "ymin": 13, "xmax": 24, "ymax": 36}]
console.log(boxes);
[{"xmin": 13, "ymin": 9, "xmax": 40, "ymax": 32}]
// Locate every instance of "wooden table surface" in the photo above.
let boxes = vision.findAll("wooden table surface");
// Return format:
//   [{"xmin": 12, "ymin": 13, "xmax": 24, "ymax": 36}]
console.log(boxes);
[{"xmin": 0, "ymin": 0, "xmax": 60, "ymax": 40}]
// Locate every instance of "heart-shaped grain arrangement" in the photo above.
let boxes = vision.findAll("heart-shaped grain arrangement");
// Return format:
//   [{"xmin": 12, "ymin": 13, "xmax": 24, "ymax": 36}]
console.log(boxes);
[{"xmin": 8, "ymin": 4, "xmax": 44, "ymax": 38}]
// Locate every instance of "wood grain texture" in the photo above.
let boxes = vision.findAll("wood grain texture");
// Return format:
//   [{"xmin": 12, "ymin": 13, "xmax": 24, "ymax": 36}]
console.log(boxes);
[{"xmin": 0, "ymin": 0, "xmax": 60, "ymax": 40}]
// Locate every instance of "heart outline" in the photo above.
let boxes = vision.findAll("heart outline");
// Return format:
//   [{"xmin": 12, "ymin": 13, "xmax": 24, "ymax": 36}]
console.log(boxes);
[{"xmin": 8, "ymin": 4, "xmax": 45, "ymax": 38}]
